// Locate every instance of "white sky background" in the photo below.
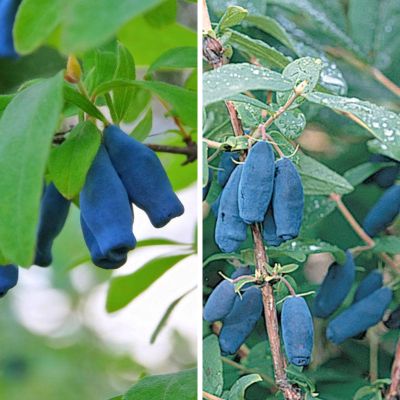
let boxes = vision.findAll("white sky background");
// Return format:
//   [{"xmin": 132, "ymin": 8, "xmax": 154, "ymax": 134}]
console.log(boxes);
[{"xmin": 8, "ymin": 97, "xmax": 198, "ymax": 379}]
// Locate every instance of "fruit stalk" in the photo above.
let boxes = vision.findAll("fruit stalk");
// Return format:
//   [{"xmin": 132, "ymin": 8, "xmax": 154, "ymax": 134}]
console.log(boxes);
[{"xmin": 387, "ymin": 338, "xmax": 400, "ymax": 399}]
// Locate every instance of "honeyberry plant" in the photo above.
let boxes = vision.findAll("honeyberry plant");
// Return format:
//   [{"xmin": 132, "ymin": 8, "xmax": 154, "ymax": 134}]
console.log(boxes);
[
  {"xmin": 202, "ymin": 1, "xmax": 400, "ymax": 400},
  {"xmin": 0, "ymin": 0, "xmax": 197, "ymax": 398}
]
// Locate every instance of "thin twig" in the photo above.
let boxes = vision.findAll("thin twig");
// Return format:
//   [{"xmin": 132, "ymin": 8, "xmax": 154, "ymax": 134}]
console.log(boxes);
[
  {"xmin": 225, "ymin": 101, "xmax": 244, "ymax": 136},
  {"xmin": 387, "ymin": 338, "xmax": 400, "ymax": 399},
  {"xmin": 146, "ymin": 143, "xmax": 197, "ymax": 164},
  {"xmin": 280, "ymin": 276, "xmax": 296, "ymax": 297},
  {"xmin": 203, "ymin": 138, "xmax": 222, "ymax": 149}
]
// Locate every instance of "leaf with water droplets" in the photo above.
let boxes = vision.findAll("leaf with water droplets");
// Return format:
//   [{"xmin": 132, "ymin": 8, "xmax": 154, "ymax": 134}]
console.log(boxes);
[
  {"xmin": 203, "ymin": 335, "xmax": 224, "ymax": 396},
  {"xmin": 306, "ymin": 92, "xmax": 400, "ymax": 159},
  {"xmin": 297, "ymin": 153, "xmax": 354, "ymax": 195},
  {"xmin": 233, "ymin": 101, "xmax": 264, "ymax": 128},
  {"xmin": 277, "ymin": 57, "xmax": 323, "ymax": 107},
  {"xmin": 302, "ymin": 195, "xmax": 337, "ymax": 229},
  {"xmin": 274, "ymin": 107, "xmax": 306, "ymax": 139},
  {"xmin": 368, "ymin": 139, "xmax": 400, "ymax": 162},
  {"xmin": 228, "ymin": 30, "xmax": 290, "ymax": 69},
  {"xmin": 344, "ymin": 161, "xmax": 396, "ymax": 187},
  {"xmin": 203, "ymin": 63, "xmax": 292, "ymax": 106}
]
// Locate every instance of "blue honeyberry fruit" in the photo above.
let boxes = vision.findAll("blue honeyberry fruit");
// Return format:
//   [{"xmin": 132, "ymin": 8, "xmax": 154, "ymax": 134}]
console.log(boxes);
[
  {"xmin": 313, "ymin": 250, "xmax": 355, "ymax": 319},
  {"xmin": 0, "ymin": 264, "xmax": 18, "ymax": 297},
  {"xmin": 0, "ymin": 0, "xmax": 20, "ymax": 58},
  {"xmin": 281, "ymin": 296, "xmax": 314, "ymax": 366},
  {"xmin": 262, "ymin": 207, "xmax": 284, "ymax": 247},
  {"xmin": 203, "ymin": 266, "xmax": 251, "ymax": 323},
  {"xmin": 80, "ymin": 144, "xmax": 136, "ymax": 269},
  {"xmin": 217, "ymin": 152, "xmax": 240, "ymax": 187},
  {"xmin": 366, "ymin": 154, "xmax": 400, "ymax": 189},
  {"xmin": 238, "ymin": 141, "xmax": 275, "ymax": 224},
  {"xmin": 219, "ymin": 286, "xmax": 263, "ymax": 355},
  {"xmin": 104, "ymin": 125, "xmax": 184, "ymax": 228},
  {"xmin": 215, "ymin": 165, "xmax": 248, "ymax": 253},
  {"xmin": 327, "ymin": 287, "xmax": 392, "ymax": 344},
  {"xmin": 363, "ymin": 185, "xmax": 400, "ymax": 237},
  {"xmin": 353, "ymin": 270, "xmax": 383, "ymax": 304},
  {"xmin": 34, "ymin": 183, "xmax": 71, "ymax": 267},
  {"xmin": 272, "ymin": 157, "xmax": 304, "ymax": 241},
  {"xmin": 384, "ymin": 305, "xmax": 400, "ymax": 330}
]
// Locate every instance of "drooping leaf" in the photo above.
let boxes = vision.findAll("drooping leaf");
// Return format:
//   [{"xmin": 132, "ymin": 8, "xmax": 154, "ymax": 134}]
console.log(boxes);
[
  {"xmin": 0, "ymin": 73, "xmax": 64, "ymax": 266},
  {"xmin": 203, "ymin": 335, "xmax": 224, "ymax": 396},
  {"xmin": 228, "ymin": 374, "xmax": 262, "ymax": 400},
  {"xmin": 130, "ymin": 108, "xmax": 153, "ymax": 141},
  {"xmin": 148, "ymin": 47, "xmax": 197, "ymax": 74}
]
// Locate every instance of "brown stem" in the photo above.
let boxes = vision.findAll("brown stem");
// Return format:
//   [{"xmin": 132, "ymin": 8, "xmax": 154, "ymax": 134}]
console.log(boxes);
[
  {"xmin": 325, "ymin": 47, "xmax": 400, "ymax": 98},
  {"xmin": 202, "ymin": 0, "xmax": 212, "ymax": 32},
  {"xmin": 251, "ymin": 225, "xmax": 302, "ymax": 400},
  {"xmin": 146, "ymin": 143, "xmax": 197, "ymax": 164},
  {"xmin": 203, "ymin": 138, "xmax": 221, "ymax": 149},
  {"xmin": 387, "ymin": 339, "xmax": 400, "ymax": 399},
  {"xmin": 330, "ymin": 193, "xmax": 400, "ymax": 273},
  {"xmin": 225, "ymin": 101, "xmax": 244, "ymax": 136},
  {"xmin": 203, "ymin": 391, "xmax": 223, "ymax": 400}
]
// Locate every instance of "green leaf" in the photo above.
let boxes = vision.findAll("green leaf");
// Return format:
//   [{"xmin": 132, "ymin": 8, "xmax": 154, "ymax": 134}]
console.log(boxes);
[
  {"xmin": 306, "ymin": 92, "xmax": 400, "ymax": 160},
  {"xmin": 209, "ymin": 0, "xmax": 267, "ymax": 16},
  {"xmin": 48, "ymin": 121, "xmax": 101, "ymax": 199},
  {"xmin": 130, "ymin": 108, "xmax": 152, "ymax": 142},
  {"xmin": 119, "ymin": 16, "xmax": 196, "ymax": 66},
  {"xmin": 63, "ymin": 85, "xmax": 107, "ymax": 123},
  {"xmin": 228, "ymin": 374, "xmax": 262, "ymax": 400},
  {"xmin": 203, "ymin": 63, "xmax": 292, "ymax": 107},
  {"xmin": 228, "ymin": 30, "xmax": 290, "ymax": 69},
  {"xmin": 217, "ymin": 6, "xmax": 248, "ymax": 32},
  {"xmin": 242, "ymin": 341, "xmax": 274, "ymax": 380},
  {"xmin": 372, "ymin": 236, "xmax": 400, "ymax": 255},
  {"xmin": 353, "ymin": 385, "xmax": 376, "ymax": 400},
  {"xmin": 144, "ymin": 0, "xmax": 176, "ymax": 27},
  {"xmin": 203, "ymin": 142, "xmax": 209, "ymax": 187},
  {"xmin": 203, "ymin": 335, "xmax": 224, "ymax": 396},
  {"xmin": 150, "ymin": 287, "xmax": 195, "ymax": 344},
  {"xmin": 280, "ymin": 264, "xmax": 299, "ymax": 274},
  {"xmin": 368, "ymin": 139, "xmax": 400, "ymax": 162},
  {"xmin": 14, "ymin": 0, "xmax": 63, "ymax": 54},
  {"xmin": 274, "ymin": 108, "xmax": 306, "ymax": 139},
  {"xmin": 0, "ymin": 94, "xmax": 14, "ymax": 117},
  {"xmin": 123, "ymin": 369, "xmax": 196, "ymax": 400},
  {"xmin": 136, "ymin": 238, "xmax": 189, "ymax": 247},
  {"xmin": 233, "ymin": 101, "xmax": 264, "ymax": 128},
  {"xmin": 86, "ymin": 50, "xmax": 118, "ymax": 96},
  {"xmin": 0, "ymin": 73, "xmax": 63, "ymax": 266},
  {"xmin": 302, "ymin": 195, "xmax": 337, "ymax": 229},
  {"xmin": 297, "ymin": 154, "xmax": 354, "ymax": 195},
  {"xmin": 344, "ymin": 162, "xmax": 396, "ymax": 187},
  {"xmin": 148, "ymin": 47, "xmax": 197, "ymax": 74},
  {"xmin": 277, "ymin": 57, "xmax": 323, "ymax": 107},
  {"xmin": 94, "ymin": 80, "xmax": 196, "ymax": 128},
  {"xmin": 113, "ymin": 43, "xmax": 136, "ymax": 123},
  {"xmin": 106, "ymin": 254, "xmax": 189, "ymax": 312},
  {"xmin": 124, "ymin": 88, "xmax": 151, "ymax": 123},
  {"xmin": 245, "ymin": 15, "xmax": 296, "ymax": 52}
]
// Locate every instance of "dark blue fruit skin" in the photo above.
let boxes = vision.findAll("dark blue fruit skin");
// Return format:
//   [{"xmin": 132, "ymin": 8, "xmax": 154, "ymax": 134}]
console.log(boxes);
[
  {"xmin": 363, "ymin": 185, "xmax": 400, "ymax": 237},
  {"xmin": 384, "ymin": 305, "xmax": 400, "ymax": 330},
  {"xmin": 353, "ymin": 270, "xmax": 383, "ymax": 303},
  {"xmin": 0, "ymin": 264, "xmax": 18, "ymax": 297},
  {"xmin": 219, "ymin": 286, "xmax": 263, "ymax": 355},
  {"xmin": 203, "ymin": 267, "xmax": 251, "ymax": 323},
  {"xmin": 262, "ymin": 207, "xmax": 284, "ymax": 247},
  {"xmin": 34, "ymin": 183, "xmax": 71, "ymax": 267},
  {"xmin": 272, "ymin": 158, "xmax": 304, "ymax": 240},
  {"xmin": 238, "ymin": 141, "xmax": 275, "ymax": 223},
  {"xmin": 215, "ymin": 165, "xmax": 248, "ymax": 253},
  {"xmin": 327, "ymin": 287, "xmax": 392, "ymax": 344},
  {"xmin": 217, "ymin": 152, "xmax": 240, "ymax": 187},
  {"xmin": 80, "ymin": 145, "xmax": 136, "ymax": 269},
  {"xmin": 104, "ymin": 125, "xmax": 184, "ymax": 228},
  {"xmin": 0, "ymin": 0, "xmax": 20, "ymax": 58},
  {"xmin": 203, "ymin": 168, "xmax": 213, "ymax": 200},
  {"xmin": 281, "ymin": 296, "xmax": 314, "ymax": 366},
  {"xmin": 313, "ymin": 250, "xmax": 355, "ymax": 319},
  {"xmin": 366, "ymin": 154, "xmax": 400, "ymax": 189}
]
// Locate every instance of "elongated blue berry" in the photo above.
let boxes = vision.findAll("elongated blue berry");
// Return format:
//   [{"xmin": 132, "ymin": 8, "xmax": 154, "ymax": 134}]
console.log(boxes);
[
  {"xmin": 313, "ymin": 250, "xmax": 355, "ymax": 318},
  {"xmin": 80, "ymin": 145, "xmax": 136, "ymax": 269},
  {"xmin": 366, "ymin": 154, "xmax": 399, "ymax": 189},
  {"xmin": 219, "ymin": 286, "xmax": 263, "ymax": 355},
  {"xmin": 104, "ymin": 125, "xmax": 184, "ymax": 228},
  {"xmin": 0, "ymin": 264, "xmax": 18, "ymax": 297},
  {"xmin": 363, "ymin": 185, "xmax": 400, "ymax": 237},
  {"xmin": 384, "ymin": 305, "xmax": 400, "ymax": 330},
  {"xmin": 281, "ymin": 296, "xmax": 314, "ymax": 366},
  {"xmin": 217, "ymin": 152, "xmax": 240, "ymax": 187},
  {"xmin": 262, "ymin": 207, "xmax": 284, "ymax": 247},
  {"xmin": 327, "ymin": 287, "xmax": 392, "ymax": 344},
  {"xmin": 203, "ymin": 266, "xmax": 251, "ymax": 323},
  {"xmin": 0, "ymin": 0, "xmax": 19, "ymax": 58},
  {"xmin": 34, "ymin": 183, "xmax": 71, "ymax": 267},
  {"xmin": 272, "ymin": 158, "xmax": 304, "ymax": 240},
  {"xmin": 215, "ymin": 165, "xmax": 248, "ymax": 253},
  {"xmin": 353, "ymin": 270, "xmax": 383, "ymax": 303},
  {"xmin": 238, "ymin": 141, "xmax": 275, "ymax": 223}
]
